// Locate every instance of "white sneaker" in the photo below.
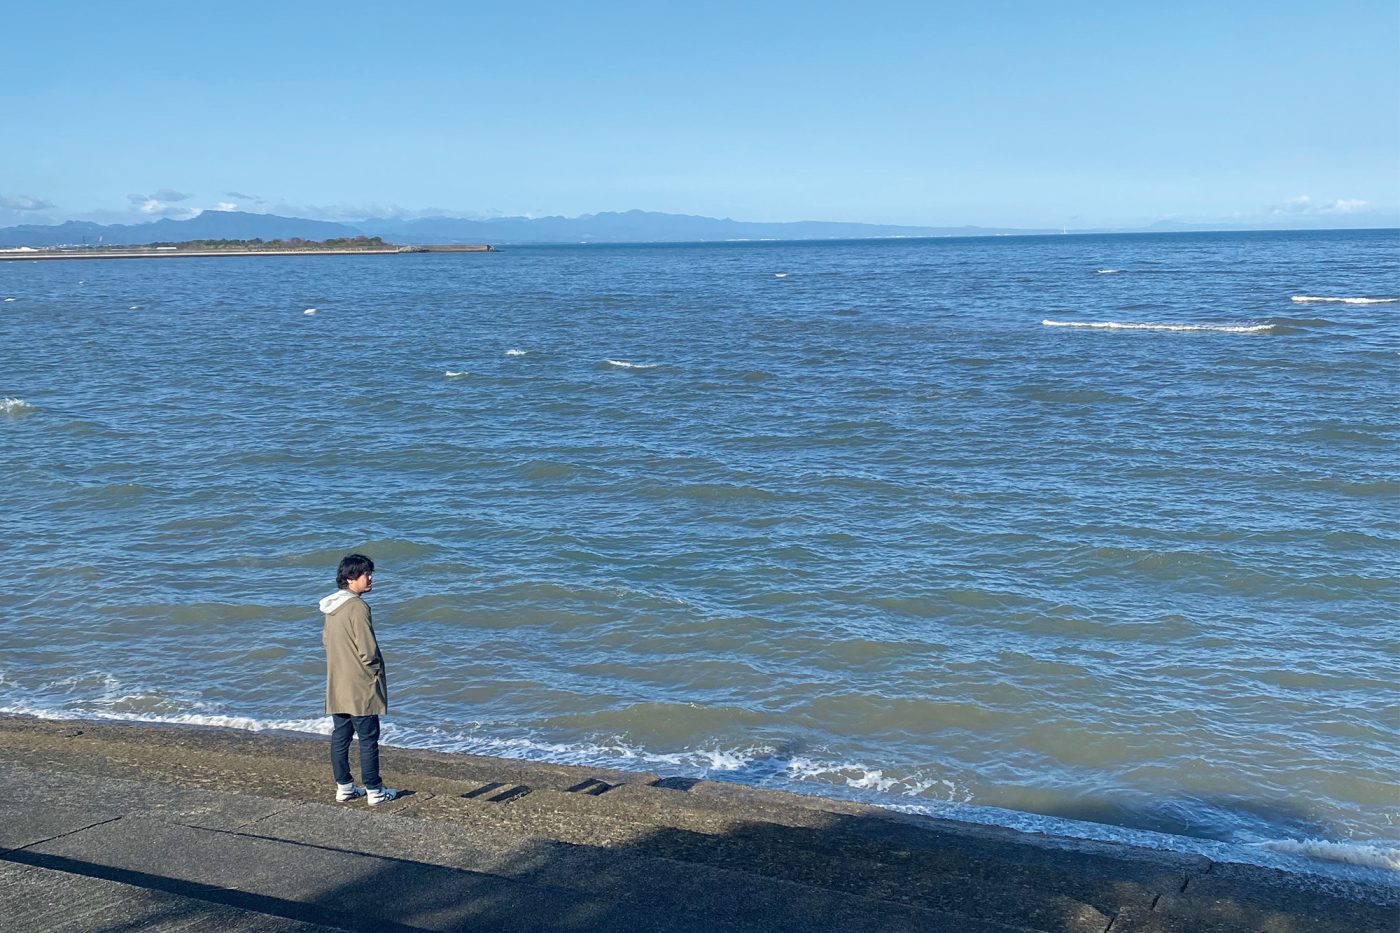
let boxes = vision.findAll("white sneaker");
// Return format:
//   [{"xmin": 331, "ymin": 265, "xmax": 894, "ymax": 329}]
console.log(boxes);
[
  {"xmin": 367, "ymin": 786, "xmax": 399, "ymax": 806},
  {"xmin": 335, "ymin": 783, "xmax": 367, "ymax": 802}
]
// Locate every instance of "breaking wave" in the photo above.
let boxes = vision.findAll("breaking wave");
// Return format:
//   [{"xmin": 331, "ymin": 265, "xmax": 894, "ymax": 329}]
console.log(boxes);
[
  {"xmin": 4, "ymin": 691, "xmax": 1397, "ymax": 885},
  {"xmin": 1256, "ymin": 839, "xmax": 1400, "ymax": 872},
  {"xmin": 604, "ymin": 359, "xmax": 660, "ymax": 369},
  {"xmin": 1042, "ymin": 319, "xmax": 1275, "ymax": 333},
  {"xmin": 1291, "ymin": 296, "xmax": 1398, "ymax": 305},
  {"xmin": 12, "ymin": 699, "xmax": 1400, "ymax": 886},
  {"xmin": 1, "ymin": 397, "xmax": 36, "ymax": 415}
]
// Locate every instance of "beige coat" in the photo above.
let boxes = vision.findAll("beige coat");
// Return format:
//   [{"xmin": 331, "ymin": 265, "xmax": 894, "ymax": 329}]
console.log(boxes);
[{"xmin": 320, "ymin": 590, "xmax": 388, "ymax": 716}]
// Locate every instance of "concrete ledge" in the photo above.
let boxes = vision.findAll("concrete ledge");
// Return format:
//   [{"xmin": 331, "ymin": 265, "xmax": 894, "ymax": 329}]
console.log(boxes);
[{"xmin": 0, "ymin": 715, "xmax": 1393, "ymax": 932}]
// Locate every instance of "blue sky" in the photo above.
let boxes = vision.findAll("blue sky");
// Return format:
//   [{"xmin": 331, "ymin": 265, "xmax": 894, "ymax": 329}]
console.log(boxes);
[{"xmin": 4, "ymin": 1, "xmax": 1397, "ymax": 229}]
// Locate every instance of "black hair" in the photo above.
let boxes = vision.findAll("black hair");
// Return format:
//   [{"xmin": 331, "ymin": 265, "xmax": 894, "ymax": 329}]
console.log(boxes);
[{"xmin": 336, "ymin": 553, "xmax": 375, "ymax": 589}]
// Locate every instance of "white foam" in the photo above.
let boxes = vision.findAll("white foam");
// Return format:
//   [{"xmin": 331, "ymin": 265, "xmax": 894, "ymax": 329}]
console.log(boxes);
[
  {"xmin": 774, "ymin": 273, "xmax": 788, "ymax": 278},
  {"xmin": 444, "ymin": 370, "xmax": 469, "ymax": 378},
  {"xmin": 1, "ymin": 397, "xmax": 35, "ymax": 415},
  {"xmin": 3, "ymin": 297, "xmax": 16, "ymax": 302},
  {"xmin": 1291, "ymin": 296, "xmax": 1399, "ymax": 305},
  {"xmin": 1042, "ymin": 319, "xmax": 1275, "ymax": 334},
  {"xmin": 786, "ymin": 757, "xmax": 967, "ymax": 800},
  {"xmin": 1095, "ymin": 269, "xmax": 1120, "ymax": 274},
  {"xmin": 0, "ymin": 702, "xmax": 332, "ymax": 736},
  {"xmin": 129, "ymin": 305, "xmax": 142, "ymax": 311},
  {"xmin": 303, "ymin": 308, "xmax": 317, "ymax": 315},
  {"xmin": 604, "ymin": 359, "xmax": 660, "ymax": 369},
  {"xmin": 5, "ymin": 696, "xmax": 1396, "ymax": 885},
  {"xmin": 1256, "ymin": 839, "xmax": 1400, "ymax": 871},
  {"xmin": 505, "ymin": 348, "xmax": 528, "ymax": 357}
]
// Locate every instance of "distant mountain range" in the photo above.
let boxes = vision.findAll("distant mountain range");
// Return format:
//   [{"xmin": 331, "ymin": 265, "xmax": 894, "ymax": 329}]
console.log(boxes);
[
  {"xmin": 0, "ymin": 211, "xmax": 362, "ymax": 249},
  {"xmin": 0, "ymin": 209, "xmax": 1048, "ymax": 248},
  {"xmin": 0, "ymin": 209, "xmax": 1392, "ymax": 249},
  {"xmin": 361, "ymin": 211, "xmax": 1053, "ymax": 244}
]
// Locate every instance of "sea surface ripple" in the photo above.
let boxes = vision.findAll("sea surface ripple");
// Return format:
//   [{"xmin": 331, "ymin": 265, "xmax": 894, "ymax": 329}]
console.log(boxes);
[{"xmin": 1, "ymin": 229, "xmax": 1397, "ymax": 877}]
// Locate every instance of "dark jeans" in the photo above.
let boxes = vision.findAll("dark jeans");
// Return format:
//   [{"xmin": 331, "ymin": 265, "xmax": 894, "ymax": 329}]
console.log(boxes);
[{"xmin": 330, "ymin": 714, "xmax": 382, "ymax": 789}]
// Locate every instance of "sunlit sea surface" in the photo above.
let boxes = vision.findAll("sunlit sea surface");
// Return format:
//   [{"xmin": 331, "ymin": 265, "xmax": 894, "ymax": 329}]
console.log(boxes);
[{"xmin": 2, "ymin": 230, "xmax": 1396, "ymax": 880}]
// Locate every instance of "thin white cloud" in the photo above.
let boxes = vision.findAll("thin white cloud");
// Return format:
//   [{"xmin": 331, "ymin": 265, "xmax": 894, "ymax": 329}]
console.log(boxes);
[
  {"xmin": 0, "ymin": 194, "xmax": 55, "ymax": 212},
  {"xmin": 1327, "ymin": 198, "xmax": 1369, "ymax": 214},
  {"xmin": 263, "ymin": 200, "xmax": 458, "ymax": 221},
  {"xmin": 1271, "ymin": 195, "xmax": 1371, "ymax": 216},
  {"xmin": 214, "ymin": 202, "xmax": 238, "ymax": 211},
  {"xmin": 128, "ymin": 192, "xmax": 200, "ymax": 218},
  {"xmin": 226, "ymin": 190, "xmax": 264, "ymax": 202}
]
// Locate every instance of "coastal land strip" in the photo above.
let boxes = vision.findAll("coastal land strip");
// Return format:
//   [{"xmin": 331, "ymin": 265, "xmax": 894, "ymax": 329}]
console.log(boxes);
[
  {"xmin": 0, "ymin": 244, "xmax": 492, "ymax": 261},
  {"xmin": 0, "ymin": 715, "xmax": 1393, "ymax": 932}
]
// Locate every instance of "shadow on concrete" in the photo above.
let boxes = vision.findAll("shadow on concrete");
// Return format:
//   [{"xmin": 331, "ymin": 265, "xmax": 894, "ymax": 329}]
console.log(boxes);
[
  {"xmin": 5, "ymin": 790, "xmax": 1393, "ymax": 933},
  {"xmin": 4, "ymin": 846, "xmax": 414, "ymax": 932}
]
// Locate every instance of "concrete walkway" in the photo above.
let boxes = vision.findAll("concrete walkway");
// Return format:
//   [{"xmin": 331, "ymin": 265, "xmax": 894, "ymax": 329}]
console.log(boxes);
[{"xmin": 0, "ymin": 716, "xmax": 1393, "ymax": 932}]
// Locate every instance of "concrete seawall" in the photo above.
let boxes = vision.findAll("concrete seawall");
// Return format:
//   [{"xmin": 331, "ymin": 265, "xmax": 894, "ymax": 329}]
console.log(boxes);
[{"xmin": 0, "ymin": 715, "xmax": 1393, "ymax": 932}]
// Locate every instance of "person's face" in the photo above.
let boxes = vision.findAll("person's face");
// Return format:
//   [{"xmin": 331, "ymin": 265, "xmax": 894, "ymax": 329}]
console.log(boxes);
[{"xmin": 346, "ymin": 571, "xmax": 373, "ymax": 595}]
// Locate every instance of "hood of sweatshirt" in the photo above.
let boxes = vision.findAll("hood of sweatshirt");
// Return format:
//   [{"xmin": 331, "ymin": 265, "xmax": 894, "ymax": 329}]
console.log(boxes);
[{"xmin": 319, "ymin": 589, "xmax": 357, "ymax": 614}]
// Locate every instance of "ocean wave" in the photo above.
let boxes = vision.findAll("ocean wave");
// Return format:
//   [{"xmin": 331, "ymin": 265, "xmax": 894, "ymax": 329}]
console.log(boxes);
[
  {"xmin": 303, "ymin": 308, "xmax": 317, "ymax": 315},
  {"xmin": 1291, "ymin": 296, "xmax": 1399, "ymax": 305},
  {"xmin": 505, "ymin": 348, "xmax": 528, "ymax": 356},
  {"xmin": 0, "ymin": 702, "xmax": 333, "ymax": 736},
  {"xmin": 1, "ymin": 397, "xmax": 36, "ymax": 415},
  {"xmin": 444, "ymin": 370, "xmax": 469, "ymax": 378},
  {"xmin": 604, "ymin": 359, "xmax": 660, "ymax": 369},
  {"xmin": 786, "ymin": 756, "xmax": 968, "ymax": 800},
  {"xmin": 1042, "ymin": 319, "xmax": 1275, "ymax": 333},
  {"xmin": 0, "ymin": 694, "xmax": 960, "ymax": 802},
  {"xmin": 1256, "ymin": 839, "xmax": 1400, "ymax": 872},
  {"xmin": 1095, "ymin": 269, "xmax": 1120, "ymax": 274},
  {"xmin": 5, "ymin": 698, "xmax": 1396, "ymax": 884}
]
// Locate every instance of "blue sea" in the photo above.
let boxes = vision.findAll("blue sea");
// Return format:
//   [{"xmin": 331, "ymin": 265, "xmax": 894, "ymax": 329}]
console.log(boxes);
[{"xmin": 2, "ymin": 229, "xmax": 1396, "ymax": 879}]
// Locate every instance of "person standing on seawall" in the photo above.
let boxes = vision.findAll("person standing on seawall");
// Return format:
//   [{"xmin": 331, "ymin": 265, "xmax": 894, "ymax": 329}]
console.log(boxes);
[{"xmin": 320, "ymin": 553, "xmax": 399, "ymax": 805}]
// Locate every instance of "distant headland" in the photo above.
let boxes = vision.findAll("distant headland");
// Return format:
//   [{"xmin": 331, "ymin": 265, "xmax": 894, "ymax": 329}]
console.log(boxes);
[{"xmin": 0, "ymin": 235, "xmax": 493, "ymax": 261}]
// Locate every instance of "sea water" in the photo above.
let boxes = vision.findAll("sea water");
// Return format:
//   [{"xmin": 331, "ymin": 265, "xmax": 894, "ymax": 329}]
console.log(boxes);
[{"xmin": 1, "ymin": 229, "xmax": 1396, "ymax": 879}]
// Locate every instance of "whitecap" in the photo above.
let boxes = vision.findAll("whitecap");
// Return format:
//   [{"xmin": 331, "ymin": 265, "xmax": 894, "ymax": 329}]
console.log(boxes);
[
  {"xmin": 1, "ymin": 397, "xmax": 35, "ymax": 415},
  {"xmin": 3, "ymin": 297, "xmax": 16, "ymax": 302},
  {"xmin": 444, "ymin": 370, "xmax": 469, "ymax": 378},
  {"xmin": 1291, "ymin": 296, "xmax": 1399, "ymax": 305},
  {"xmin": 303, "ymin": 308, "xmax": 317, "ymax": 315},
  {"xmin": 129, "ymin": 305, "xmax": 142, "ymax": 311},
  {"xmin": 505, "ymin": 348, "xmax": 528, "ymax": 356},
  {"xmin": 1095, "ymin": 269, "xmax": 1120, "ymax": 274},
  {"xmin": 774, "ymin": 273, "xmax": 789, "ymax": 279},
  {"xmin": 1256, "ymin": 839, "xmax": 1400, "ymax": 872},
  {"xmin": 604, "ymin": 359, "xmax": 660, "ymax": 369},
  {"xmin": 1042, "ymin": 319, "xmax": 1274, "ymax": 334}
]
